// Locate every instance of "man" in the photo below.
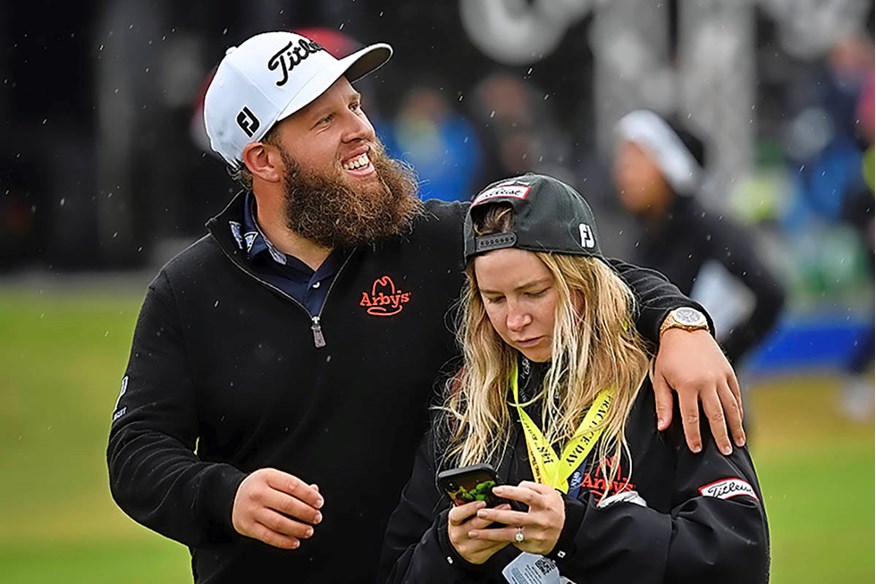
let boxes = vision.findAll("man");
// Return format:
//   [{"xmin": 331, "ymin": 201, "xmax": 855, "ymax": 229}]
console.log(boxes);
[{"xmin": 107, "ymin": 31, "xmax": 744, "ymax": 583}]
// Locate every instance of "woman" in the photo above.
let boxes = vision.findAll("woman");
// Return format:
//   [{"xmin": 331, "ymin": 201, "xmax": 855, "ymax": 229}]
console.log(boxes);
[
  {"xmin": 380, "ymin": 174, "xmax": 770, "ymax": 583},
  {"xmin": 613, "ymin": 109, "xmax": 785, "ymax": 365}
]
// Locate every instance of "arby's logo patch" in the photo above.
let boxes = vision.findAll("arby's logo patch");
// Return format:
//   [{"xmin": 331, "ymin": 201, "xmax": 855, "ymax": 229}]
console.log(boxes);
[{"xmin": 359, "ymin": 275, "xmax": 411, "ymax": 317}]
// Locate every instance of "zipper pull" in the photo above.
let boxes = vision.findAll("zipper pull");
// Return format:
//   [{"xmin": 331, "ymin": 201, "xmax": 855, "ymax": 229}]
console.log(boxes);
[{"xmin": 311, "ymin": 316, "xmax": 326, "ymax": 348}]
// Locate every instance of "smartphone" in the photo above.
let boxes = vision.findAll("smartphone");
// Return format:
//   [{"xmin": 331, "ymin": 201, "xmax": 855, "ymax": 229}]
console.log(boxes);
[{"xmin": 437, "ymin": 463, "xmax": 507, "ymax": 507}]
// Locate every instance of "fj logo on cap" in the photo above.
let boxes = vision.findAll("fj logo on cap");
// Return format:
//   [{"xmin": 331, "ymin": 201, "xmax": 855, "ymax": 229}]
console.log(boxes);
[
  {"xmin": 579, "ymin": 223, "xmax": 595, "ymax": 248},
  {"xmin": 236, "ymin": 106, "xmax": 260, "ymax": 137},
  {"xmin": 268, "ymin": 39, "xmax": 325, "ymax": 87}
]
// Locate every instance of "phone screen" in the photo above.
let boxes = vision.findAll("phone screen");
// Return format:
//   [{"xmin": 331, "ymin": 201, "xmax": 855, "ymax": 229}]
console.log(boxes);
[{"xmin": 437, "ymin": 465, "xmax": 505, "ymax": 507}]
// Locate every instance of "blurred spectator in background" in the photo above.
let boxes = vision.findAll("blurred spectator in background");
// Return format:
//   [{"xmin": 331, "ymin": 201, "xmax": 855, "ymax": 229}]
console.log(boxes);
[
  {"xmin": 780, "ymin": 32, "xmax": 874, "ymax": 420},
  {"xmin": 468, "ymin": 71, "xmax": 573, "ymax": 186},
  {"xmin": 379, "ymin": 81, "xmax": 482, "ymax": 202},
  {"xmin": 612, "ymin": 110, "xmax": 786, "ymax": 366},
  {"xmin": 784, "ymin": 33, "xmax": 874, "ymax": 232},
  {"xmin": 838, "ymin": 63, "xmax": 874, "ymax": 421}
]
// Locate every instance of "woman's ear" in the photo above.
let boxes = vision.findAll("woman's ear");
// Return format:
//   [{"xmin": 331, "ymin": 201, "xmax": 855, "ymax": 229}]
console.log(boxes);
[
  {"xmin": 241, "ymin": 141, "xmax": 283, "ymax": 184},
  {"xmin": 571, "ymin": 289, "xmax": 586, "ymax": 316}
]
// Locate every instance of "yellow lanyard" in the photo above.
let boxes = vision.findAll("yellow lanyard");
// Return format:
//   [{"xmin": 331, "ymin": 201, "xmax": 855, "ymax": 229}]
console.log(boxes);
[{"xmin": 510, "ymin": 361, "xmax": 613, "ymax": 493}]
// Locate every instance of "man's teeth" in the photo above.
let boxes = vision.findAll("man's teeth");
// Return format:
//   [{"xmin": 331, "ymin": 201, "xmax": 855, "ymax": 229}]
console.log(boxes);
[{"xmin": 343, "ymin": 153, "xmax": 370, "ymax": 170}]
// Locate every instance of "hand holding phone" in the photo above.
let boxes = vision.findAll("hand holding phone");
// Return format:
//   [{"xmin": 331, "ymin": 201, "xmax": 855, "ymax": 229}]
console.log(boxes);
[{"xmin": 440, "ymin": 464, "xmax": 515, "ymax": 565}]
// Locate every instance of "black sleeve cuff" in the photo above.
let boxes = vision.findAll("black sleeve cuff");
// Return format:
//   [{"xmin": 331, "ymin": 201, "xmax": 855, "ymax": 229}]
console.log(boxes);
[
  {"xmin": 197, "ymin": 464, "xmax": 248, "ymax": 538},
  {"xmin": 435, "ymin": 509, "xmax": 498, "ymax": 574},
  {"xmin": 546, "ymin": 492, "xmax": 588, "ymax": 563}
]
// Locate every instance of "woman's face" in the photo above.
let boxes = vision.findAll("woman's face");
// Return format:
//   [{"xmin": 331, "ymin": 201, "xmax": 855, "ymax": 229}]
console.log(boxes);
[
  {"xmin": 612, "ymin": 141, "xmax": 670, "ymax": 215},
  {"xmin": 473, "ymin": 248, "xmax": 558, "ymax": 363}
]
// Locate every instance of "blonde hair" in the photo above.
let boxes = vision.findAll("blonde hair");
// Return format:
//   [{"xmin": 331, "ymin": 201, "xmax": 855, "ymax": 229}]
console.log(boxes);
[{"xmin": 440, "ymin": 205, "xmax": 652, "ymax": 498}]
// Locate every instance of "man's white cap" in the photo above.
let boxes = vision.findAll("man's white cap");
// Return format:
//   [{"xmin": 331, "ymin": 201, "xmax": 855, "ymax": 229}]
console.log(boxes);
[{"xmin": 204, "ymin": 31, "xmax": 392, "ymax": 167}]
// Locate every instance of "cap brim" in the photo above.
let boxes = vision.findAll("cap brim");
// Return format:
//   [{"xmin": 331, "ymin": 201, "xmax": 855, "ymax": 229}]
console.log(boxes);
[{"xmin": 274, "ymin": 43, "xmax": 392, "ymax": 125}]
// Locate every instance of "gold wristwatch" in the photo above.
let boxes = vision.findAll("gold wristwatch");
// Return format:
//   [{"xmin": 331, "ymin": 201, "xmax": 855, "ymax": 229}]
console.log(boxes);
[{"xmin": 659, "ymin": 307, "xmax": 710, "ymax": 336}]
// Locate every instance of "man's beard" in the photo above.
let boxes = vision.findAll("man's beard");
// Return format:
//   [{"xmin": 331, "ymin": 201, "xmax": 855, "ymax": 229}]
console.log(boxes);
[{"xmin": 280, "ymin": 142, "xmax": 423, "ymax": 248}]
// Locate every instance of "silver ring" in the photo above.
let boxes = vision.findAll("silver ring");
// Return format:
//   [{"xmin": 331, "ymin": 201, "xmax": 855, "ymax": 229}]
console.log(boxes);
[{"xmin": 515, "ymin": 526, "xmax": 524, "ymax": 543}]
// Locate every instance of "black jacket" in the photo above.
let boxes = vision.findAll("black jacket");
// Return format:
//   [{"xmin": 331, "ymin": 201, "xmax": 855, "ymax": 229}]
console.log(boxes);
[
  {"xmin": 633, "ymin": 196, "xmax": 785, "ymax": 363},
  {"xmin": 380, "ymin": 370, "xmax": 770, "ymax": 584},
  {"xmin": 107, "ymin": 192, "xmax": 708, "ymax": 583}
]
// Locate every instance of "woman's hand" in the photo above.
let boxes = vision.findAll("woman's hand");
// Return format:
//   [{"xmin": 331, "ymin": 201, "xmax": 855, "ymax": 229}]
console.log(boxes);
[
  {"xmin": 447, "ymin": 501, "xmax": 512, "ymax": 565},
  {"xmin": 468, "ymin": 482, "xmax": 565, "ymax": 555}
]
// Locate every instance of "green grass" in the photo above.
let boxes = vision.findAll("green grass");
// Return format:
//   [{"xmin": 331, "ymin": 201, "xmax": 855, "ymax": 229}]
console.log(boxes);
[
  {"xmin": 0, "ymin": 287, "xmax": 872, "ymax": 582},
  {"xmin": 750, "ymin": 376, "xmax": 874, "ymax": 583}
]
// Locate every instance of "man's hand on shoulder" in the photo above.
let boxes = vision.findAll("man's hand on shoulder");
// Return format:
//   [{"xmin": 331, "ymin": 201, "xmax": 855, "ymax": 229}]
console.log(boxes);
[
  {"xmin": 232, "ymin": 468, "xmax": 324, "ymax": 550},
  {"xmin": 652, "ymin": 328, "xmax": 745, "ymax": 455}
]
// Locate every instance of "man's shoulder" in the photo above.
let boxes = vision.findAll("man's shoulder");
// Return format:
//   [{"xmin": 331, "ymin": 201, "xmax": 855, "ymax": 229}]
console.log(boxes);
[
  {"xmin": 409, "ymin": 199, "xmax": 468, "ymax": 243},
  {"xmin": 420, "ymin": 199, "xmax": 469, "ymax": 224},
  {"xmin": 162, "ymin": 235, "xmax": 220, "ymax": 270},
  {"xmin": 151, "ymin": 235, "xmax": 227, "ymax": 289}
]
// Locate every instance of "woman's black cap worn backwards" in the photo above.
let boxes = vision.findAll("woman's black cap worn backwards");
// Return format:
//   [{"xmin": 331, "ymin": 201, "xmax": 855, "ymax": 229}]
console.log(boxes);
[{"xmin": 463, "ymin": 173, "xmax": 603, "ymax": 263}]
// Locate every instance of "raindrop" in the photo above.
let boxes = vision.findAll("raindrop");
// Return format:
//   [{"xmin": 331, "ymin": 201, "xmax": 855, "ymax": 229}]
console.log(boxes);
[
  {"xmin": 339, "ymin": 23, "xmax": 345, "ymax": 30},
  {"xmin": 105, "ymin": 331, "xmax": 109, "ymax": 337},
  {"xmin": 490, "ymin": 110, "xmax": 496, "ymax": 119},
  {"xmin": 214, "ymin": 300, "xmax": 220, "ymax": 308},
  {"xmin": 112, "ymin": 232, "xmax": 118, "ymax": 238},
  {"xmin": 59, "ymin": 198, "xmax": 66, "ymax": 206},
  {"xmin": 42, "ymin": 118, "xmax": 47, "ymax": 125},
  {"xmin": 222, "ymin": 28, "xmax": 228, "ymax": 35}
]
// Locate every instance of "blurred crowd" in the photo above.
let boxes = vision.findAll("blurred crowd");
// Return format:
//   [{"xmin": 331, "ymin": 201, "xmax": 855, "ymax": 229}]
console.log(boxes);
[{"xmin": 1, "ymin": 0, "xmax": 873, "ymax": 395}]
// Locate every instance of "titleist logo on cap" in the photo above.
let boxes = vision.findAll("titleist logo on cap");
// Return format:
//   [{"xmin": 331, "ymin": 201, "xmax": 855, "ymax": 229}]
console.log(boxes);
[{"xmin": 268, "ymin": 39, "xmax": 325, "ymax": 87}]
